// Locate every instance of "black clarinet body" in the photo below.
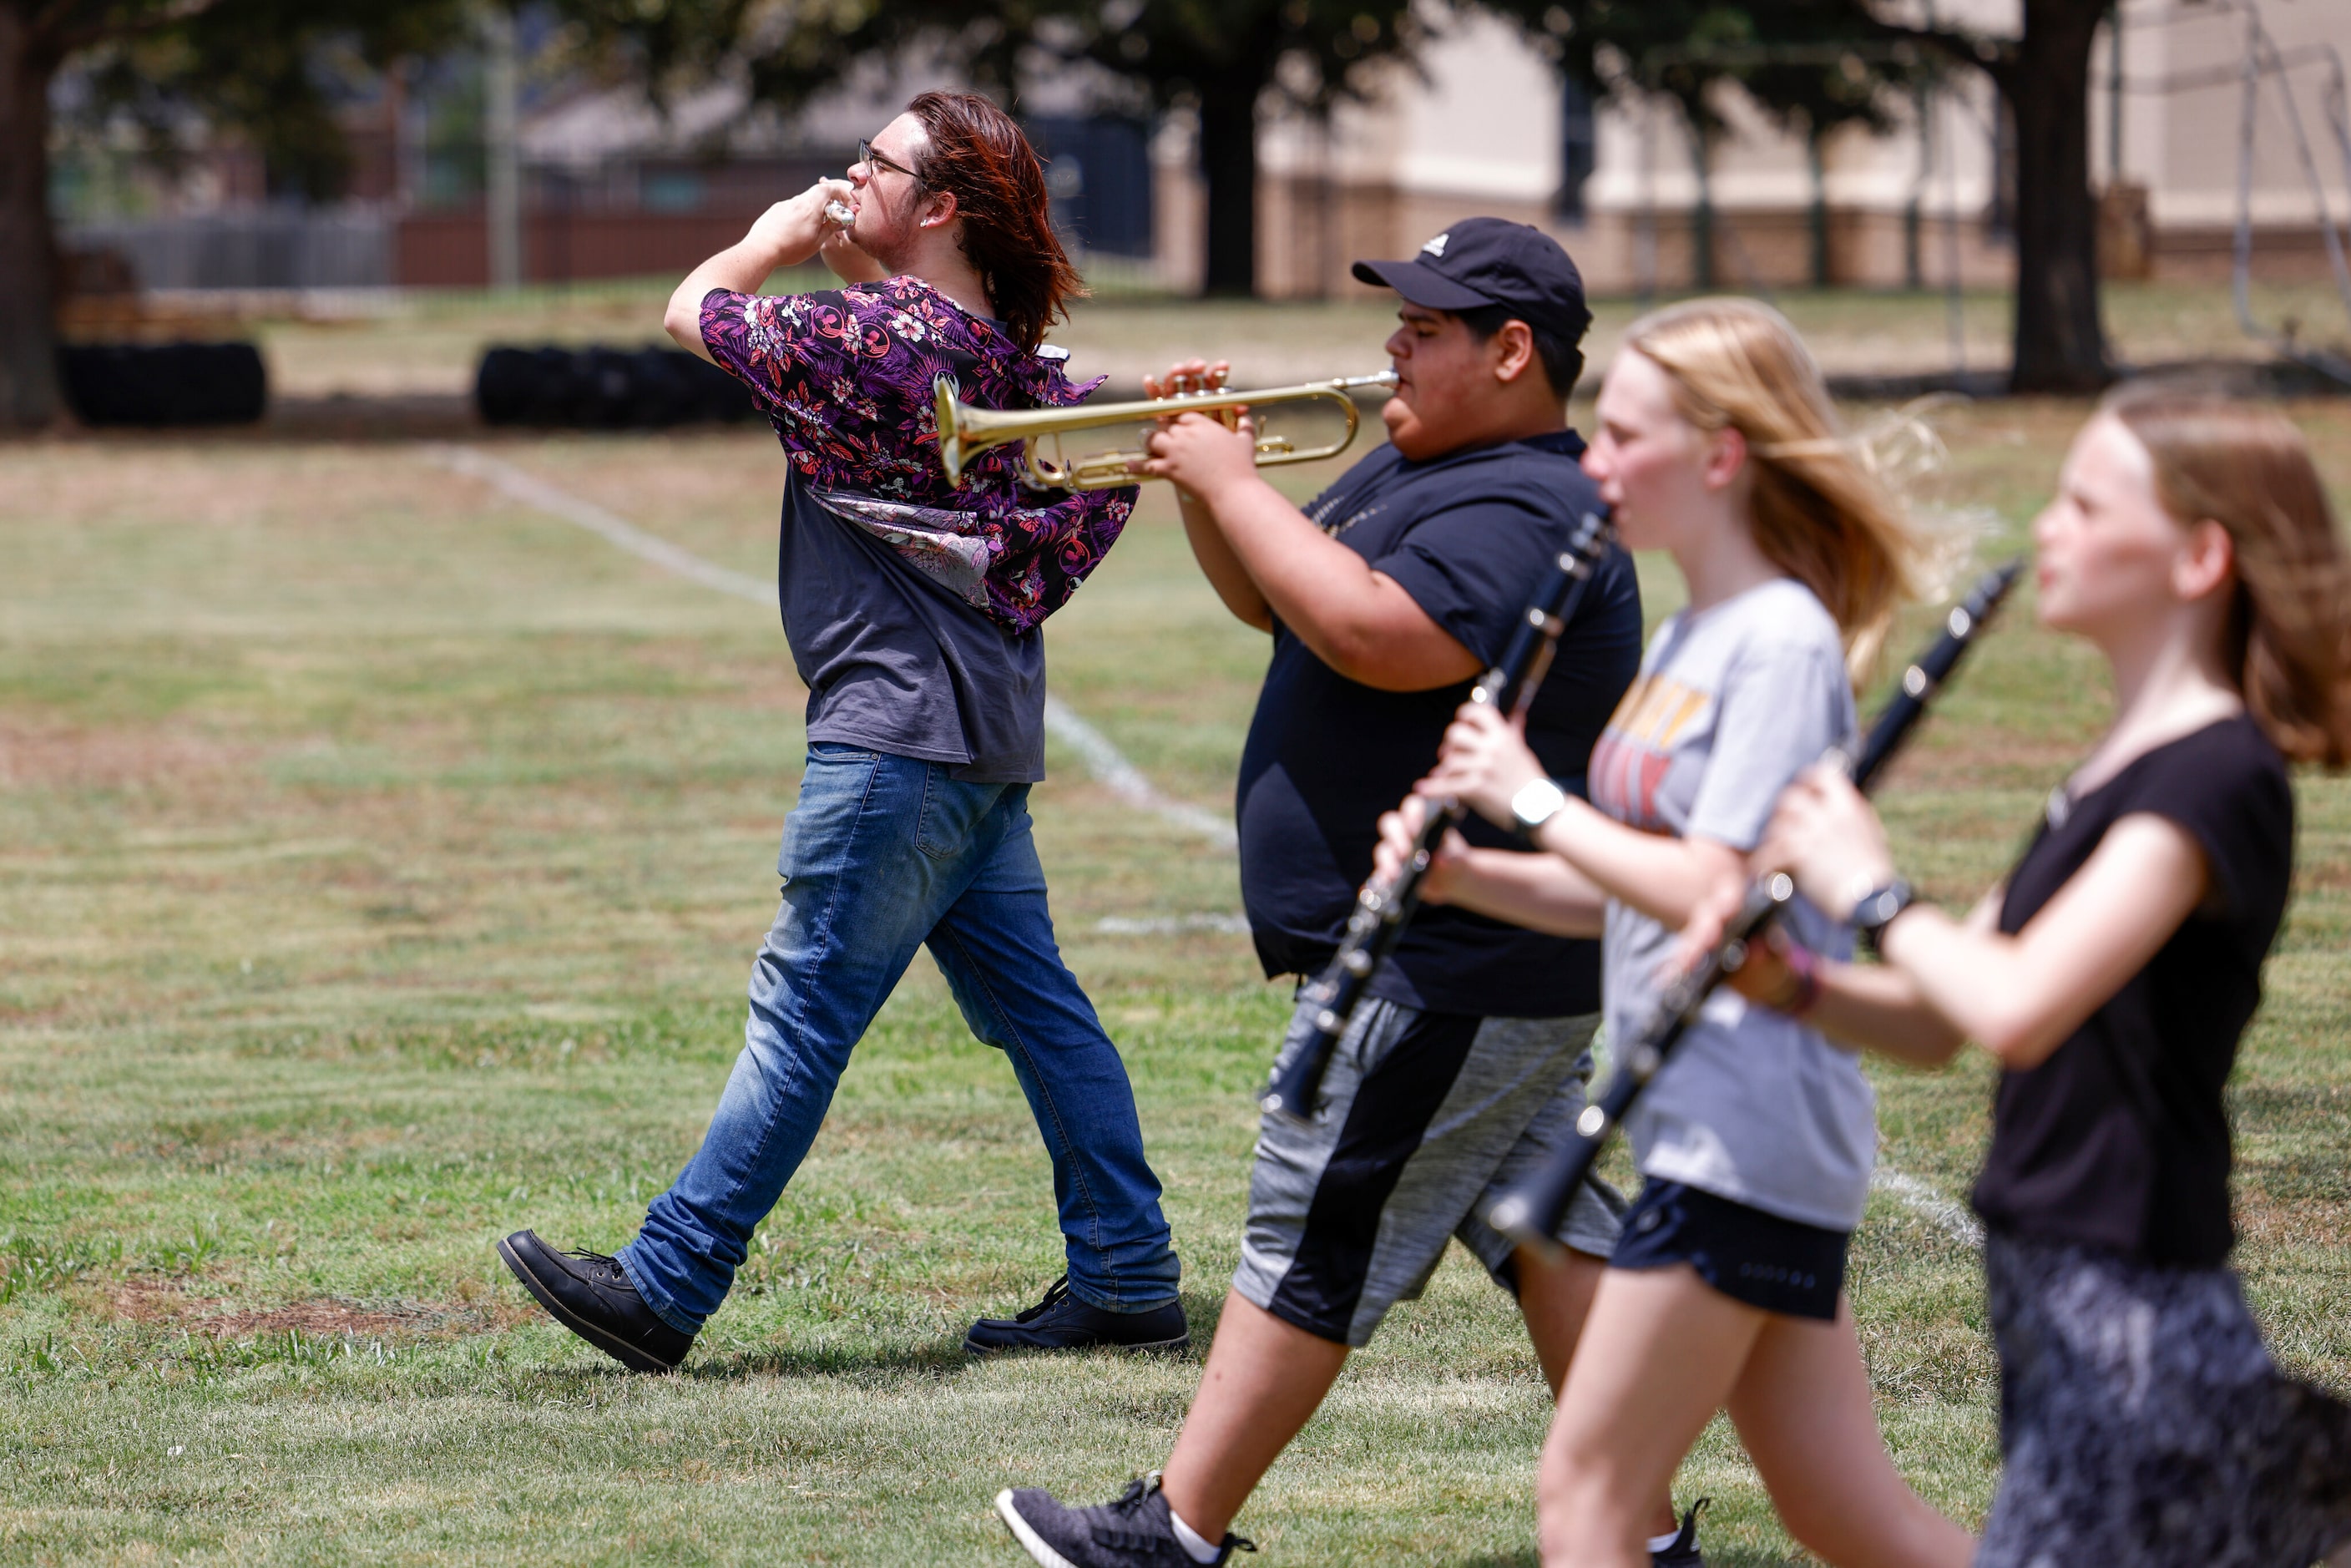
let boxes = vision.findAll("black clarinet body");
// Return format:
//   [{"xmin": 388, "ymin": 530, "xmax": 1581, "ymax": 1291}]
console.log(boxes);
[
  {"xmin": 1258, "ymin": 509, "xmax": 1615, "ymax": 1123},
  {"xmin": 1485, "ymin": 556, "xmax": 2025, "ymax": 1247}
]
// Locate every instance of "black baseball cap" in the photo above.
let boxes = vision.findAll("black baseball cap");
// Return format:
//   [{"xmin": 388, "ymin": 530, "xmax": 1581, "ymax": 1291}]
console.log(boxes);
[{"xmin": 1352, "ymin": 217, "xmax": 1592, "ymax": 345}]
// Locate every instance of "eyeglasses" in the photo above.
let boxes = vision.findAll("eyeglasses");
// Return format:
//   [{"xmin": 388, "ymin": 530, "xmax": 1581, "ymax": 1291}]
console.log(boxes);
[{"xmin": 857, "ymin": 138, "xmax": 923, "ymax": 187}]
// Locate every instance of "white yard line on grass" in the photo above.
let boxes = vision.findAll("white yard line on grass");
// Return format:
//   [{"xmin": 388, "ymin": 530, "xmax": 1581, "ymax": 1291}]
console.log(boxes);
[
  {"xmin": 1038, "ymin": 709, "xmax": 1237, "ymax": 847},
  {"xmin": 1871, "ymin": 1166, "xmax": 1984, "ymax": 1247},
  {"xmin": 429, "ymin": 443, "xmax": 779, "ymax": 606},
  {"xmin": 1094, "ymin": 912, "xmax": 1252, "ymax": 935},
  {"xmin": 425, "ymin": 444, "xmax": 1238, "ymax": 850}
]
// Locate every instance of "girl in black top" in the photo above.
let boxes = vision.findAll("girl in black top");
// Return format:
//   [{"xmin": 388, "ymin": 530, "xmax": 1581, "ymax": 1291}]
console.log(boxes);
[{"xmin": 1701, "ymin": 390, "xmax": 2351, "ymax": 1565}]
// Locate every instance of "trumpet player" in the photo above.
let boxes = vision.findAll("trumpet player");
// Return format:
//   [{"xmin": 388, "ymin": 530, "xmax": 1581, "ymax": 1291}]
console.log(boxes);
[
  {"xmin": 996, "ymin": 219, "xmax": 1701, "ymax": 1567},
  {"xmin": 497, "ymin": 91, "xmax": 1189, "ymax": 1373}
]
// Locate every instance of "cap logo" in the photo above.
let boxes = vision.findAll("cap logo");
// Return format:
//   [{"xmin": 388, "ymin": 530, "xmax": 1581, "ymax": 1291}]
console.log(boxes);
[{"xmin": 1421, "ymin": 232, "xmax": 1449, "ymax": 258}]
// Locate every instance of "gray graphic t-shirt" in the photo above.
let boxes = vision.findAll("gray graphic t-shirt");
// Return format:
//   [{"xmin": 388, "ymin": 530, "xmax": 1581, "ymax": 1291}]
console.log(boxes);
[{"xmin": 1590, "ymin": 577, "xmax": 1877, "ymax": 1231}]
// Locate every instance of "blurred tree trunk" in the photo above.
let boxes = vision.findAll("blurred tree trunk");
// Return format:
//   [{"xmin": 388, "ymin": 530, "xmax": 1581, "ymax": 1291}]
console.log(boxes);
[
  {"xmin": 1196, "ymin": 80, "xmax": 1258, "ymax": 296},
  {"xmin": 2006, "ymin": 0, "xmax": 2110, "ymax": 392},
  {"xmin": 0, "ymin": 5, "xmax": 62, "ymax": 428}
]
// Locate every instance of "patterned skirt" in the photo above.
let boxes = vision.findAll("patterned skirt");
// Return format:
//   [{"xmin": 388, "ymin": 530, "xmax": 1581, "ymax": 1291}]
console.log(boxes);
[{"xmin": 1979, "ymin": 1230, "xmax": 2351, "ymax": 1567}]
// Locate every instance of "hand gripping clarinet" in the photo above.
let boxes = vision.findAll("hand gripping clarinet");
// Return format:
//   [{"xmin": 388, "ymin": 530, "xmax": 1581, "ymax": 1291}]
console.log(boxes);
[
  {"xmin": 1485, "ymin": 555, "xmax": 2025, "ymax": 1246},
  {"xmin": 1259, "ymin": 508, "xmax": 1615, "ymax": 1123}
]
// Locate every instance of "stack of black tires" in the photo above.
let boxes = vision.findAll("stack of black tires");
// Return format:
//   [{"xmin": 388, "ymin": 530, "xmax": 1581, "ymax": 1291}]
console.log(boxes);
[
  {"xmin": 59, "ymin": 342, "xmax": 269, "ymax": 427},
  {"xmin": 474, "ymin": 346, "xmax": 762, "ymax": 428}
]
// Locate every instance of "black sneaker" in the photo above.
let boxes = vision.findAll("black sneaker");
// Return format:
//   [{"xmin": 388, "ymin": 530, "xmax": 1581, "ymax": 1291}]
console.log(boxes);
[
  {"xmin": 1652, "ymin": 1498, "xmax": 1707, "ymax": 1567},
  {"xmin": 497, "ymin": 1229, "xmax": 693, "ymax": 1373},
  {"xmin": 964, "ymin": 1277, "xmax": 1189, "ymax": 1356},
  {"xmin": 995, "ymin": 1474, "xmax": 1253, "ymax": 1567}
]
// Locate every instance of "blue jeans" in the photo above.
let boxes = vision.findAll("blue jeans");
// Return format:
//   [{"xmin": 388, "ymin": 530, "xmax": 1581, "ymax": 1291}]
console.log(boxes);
[{"xmin": 619, "ymin": 743, "xmax": 1181, "ymax": 1333}]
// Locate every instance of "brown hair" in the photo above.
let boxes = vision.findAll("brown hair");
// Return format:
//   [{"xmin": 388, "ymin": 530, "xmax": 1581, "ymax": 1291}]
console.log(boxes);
[
  {"xmin": 1622, "ymin": 297, "xmax": 1949, "ymax": 681},
  {"xmin": 2106, "ymin": 388, "xmax": 2351, "ymax": 766},
  {"xmin": 904, "ymin": 91, "xmax": 1085, "ymax": 354}
]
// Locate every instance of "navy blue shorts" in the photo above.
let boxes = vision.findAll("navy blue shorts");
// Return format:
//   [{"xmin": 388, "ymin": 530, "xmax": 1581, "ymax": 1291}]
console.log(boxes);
[{"xmin": 1610, "ymin": 1179, "xmax": 1848, "ymax": 1320}]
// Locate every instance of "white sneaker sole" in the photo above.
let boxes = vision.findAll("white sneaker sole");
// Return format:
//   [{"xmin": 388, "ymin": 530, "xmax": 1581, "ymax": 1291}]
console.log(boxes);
[{"xmin": 994, "ymin": 1489, "xmax": 1082, "ymax": 1568}]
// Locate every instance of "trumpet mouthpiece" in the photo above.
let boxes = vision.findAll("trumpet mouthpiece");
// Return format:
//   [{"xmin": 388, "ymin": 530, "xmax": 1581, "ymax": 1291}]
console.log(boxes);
[{"xmin": 823, "ymin": 200, "xmax": 854, "ymax": 225}]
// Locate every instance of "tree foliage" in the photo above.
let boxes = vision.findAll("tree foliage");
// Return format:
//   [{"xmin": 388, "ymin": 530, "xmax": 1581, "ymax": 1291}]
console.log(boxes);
[
  {"xmin": 1514, "ymin": 0, "xmax": 1933, "ymax": 140},
  {"xmin": 58, "ymin": 1, "xmax": 473, "ymax": 200},
  {"xmin": 1, "ymin": 0, "xmax": 477, "ymax": 425},
  {"xmin": 0, "ymin": 0, "xmax": 2116, "ymax": 432},
  {"xmin": 374, "ymin": 0, "xmax": 2114, "ymax": 387},
  {"xmin": 1471, "ymin": 0, "xmax": 2109, "ymax": 388},
  {"xmin": 564, "ymin": 0, "xmax": 1439, "ymax": 296}
]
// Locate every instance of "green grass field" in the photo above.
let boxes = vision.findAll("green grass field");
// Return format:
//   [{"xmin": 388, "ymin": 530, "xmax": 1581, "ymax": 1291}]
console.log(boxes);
[{"xmin": 3, "ymin": 394, "xmax": 2348, "ymax": 1565}]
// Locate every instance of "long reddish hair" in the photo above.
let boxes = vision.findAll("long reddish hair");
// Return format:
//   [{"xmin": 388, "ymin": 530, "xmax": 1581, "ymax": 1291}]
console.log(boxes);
[
  {"xmin": 2106, "ymin": 388, "xmax": 2351, "ymax": 766},
  {"xmin": 906, "ymin": 91, "xmax": 1085, "ymax": 353}
]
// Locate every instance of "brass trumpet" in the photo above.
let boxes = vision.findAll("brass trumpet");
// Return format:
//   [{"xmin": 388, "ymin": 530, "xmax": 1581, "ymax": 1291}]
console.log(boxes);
[{"xmin": 933, "ymin": 370, "xmax": 1398, "ymax": 492}]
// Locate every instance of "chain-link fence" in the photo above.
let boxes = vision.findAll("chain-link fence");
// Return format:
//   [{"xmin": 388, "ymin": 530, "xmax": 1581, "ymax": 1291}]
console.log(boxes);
[{"xmin": 68, "ymin": 208, "xmax": 396, "ymax": 291}]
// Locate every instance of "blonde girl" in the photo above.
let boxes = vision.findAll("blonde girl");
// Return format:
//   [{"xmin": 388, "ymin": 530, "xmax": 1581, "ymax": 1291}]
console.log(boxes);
[
  {"xmin": 1377, "ymin": 297, "xmax": 1970, "ymax": 1567},
  {"xmin": 1723, "ymin": 389, "xmax": 2351, "ymax": 1567}
]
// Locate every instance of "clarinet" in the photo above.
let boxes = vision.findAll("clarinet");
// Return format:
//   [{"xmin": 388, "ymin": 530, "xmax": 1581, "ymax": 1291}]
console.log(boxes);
[
  {"xmin": 1486, "ymin": 556, "xmax": 2025, "ymax": 1246},
  {"xmin": 1260, "ymin": 509, "xmax": 1616, "ymax": 1123}
]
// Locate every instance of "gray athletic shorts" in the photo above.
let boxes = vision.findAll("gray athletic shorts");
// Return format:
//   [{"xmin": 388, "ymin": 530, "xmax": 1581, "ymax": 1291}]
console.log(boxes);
[{"xmin": 1232, "ymin": 993, "xmax": 1626, "ymax": 1348}]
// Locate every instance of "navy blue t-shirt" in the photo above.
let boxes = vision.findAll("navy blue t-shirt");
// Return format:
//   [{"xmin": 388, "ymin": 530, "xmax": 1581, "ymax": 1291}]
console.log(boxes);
[{"xmin": 1236, "ymin": 429, "xmax": 1643, "ymax": 1019}]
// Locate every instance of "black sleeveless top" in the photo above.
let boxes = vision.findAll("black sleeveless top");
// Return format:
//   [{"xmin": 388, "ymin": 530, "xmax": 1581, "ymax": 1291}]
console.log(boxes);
[{"xmin": 1970, "ymin": 714, "xmax": 2293, "ymax": 1268}]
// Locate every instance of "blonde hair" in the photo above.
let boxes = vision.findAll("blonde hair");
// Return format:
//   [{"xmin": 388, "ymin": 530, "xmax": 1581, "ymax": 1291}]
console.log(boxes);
[
  {"xmin": 1621, "ymin": 297, "xmax": 1946, "ymax": 680},
  {"xmin": 2106, "ymin": 387, "xmax": 2351, "ymax": 766}
]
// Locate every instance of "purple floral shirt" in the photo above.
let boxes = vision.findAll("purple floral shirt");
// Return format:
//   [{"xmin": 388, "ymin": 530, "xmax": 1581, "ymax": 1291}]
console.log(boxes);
[{"xmin": 700, "ymin": 278, "xmax": 1135, "ymax": 635}]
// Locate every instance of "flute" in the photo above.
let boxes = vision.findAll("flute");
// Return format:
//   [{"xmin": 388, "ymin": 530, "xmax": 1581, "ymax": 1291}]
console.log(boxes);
[
  {"xmin": 1486, "ymin": 556, "xmax": 2025, "ymax": 1247},
  {"xmin": 1259, "ymin": 509, "xmax": 1616, "ymax": 1123}
]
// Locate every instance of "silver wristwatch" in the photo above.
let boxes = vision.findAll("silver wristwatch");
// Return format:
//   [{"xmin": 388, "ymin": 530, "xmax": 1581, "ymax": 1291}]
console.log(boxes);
[{"xmin": 1509, "ymin": 777, "xmax": 1570, "ymax": 844}]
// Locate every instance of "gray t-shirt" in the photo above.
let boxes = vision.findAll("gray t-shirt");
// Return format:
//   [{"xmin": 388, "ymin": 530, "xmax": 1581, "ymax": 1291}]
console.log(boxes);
[
  {"xmin": 778, "ymin": 478, "xmax": 1044, "ymax": 781},
  {"xmin": 698, "ymin": 280, "xmax": 1139, "ymax": 783},
  {"xmin": 1589, "ymin": 577, "xmax": 1877, "ymax": 1232}
]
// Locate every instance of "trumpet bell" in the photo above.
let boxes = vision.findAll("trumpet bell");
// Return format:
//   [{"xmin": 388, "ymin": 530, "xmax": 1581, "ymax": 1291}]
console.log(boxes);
[{"xmin": 932, "ymin": 371, "xmax": 1397, "ymax": 493}]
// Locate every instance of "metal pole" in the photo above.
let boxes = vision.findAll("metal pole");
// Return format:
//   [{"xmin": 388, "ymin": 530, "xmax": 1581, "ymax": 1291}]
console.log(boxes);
[
  {"xmin": 484, "ymin": 4, "xmax": 522, "ymax": 292},
  {"xmin": 1808, "ymin": 134, "xmax": 1829, "ymax": 288},
  {"xmin": 1943, "ymin": 71, "xmax": 1964, "ymax": 373},
  {"xmin": 2234, "ymin": 6, "xmax": 2262, "ymax": 339},
  {"xmin": 1689, "ymin": 118, "xmax": 1715, "ymax": 291},
  {"xmin": 1907, "ymin": 71, "xmax": 1929, "ymax": 291},
  {"xmin": 1920, "ymin": 0, "xmax": 1963, "ymax": 374},
  {"xmin": 2109, "ymin": 2, "xmax": 2126, "ymax": 186},
  {"xmin": 1638, "ymin": 97, "xmax": 1657, "ymax": 306}
]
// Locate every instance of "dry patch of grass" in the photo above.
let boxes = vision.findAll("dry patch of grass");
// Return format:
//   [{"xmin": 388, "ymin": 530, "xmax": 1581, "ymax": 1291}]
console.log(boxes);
[{"xmin": 100, "ymin": 1279, "xmax": 524, "ymax": 1344}]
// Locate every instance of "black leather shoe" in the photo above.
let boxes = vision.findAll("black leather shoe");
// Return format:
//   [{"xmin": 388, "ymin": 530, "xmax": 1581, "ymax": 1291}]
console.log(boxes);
[
  {"xmin": 497, "ymin": 1229, "xmax": 693, "ymax": 1373},
  {"xmin": 963, "ymin": 1276, "xmax": 1189, "ymax": 1356}
]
